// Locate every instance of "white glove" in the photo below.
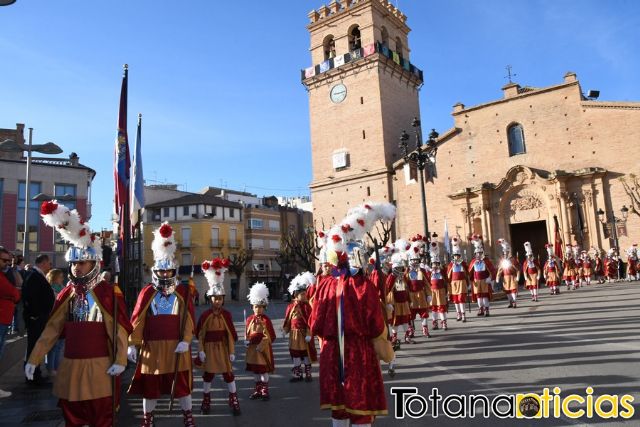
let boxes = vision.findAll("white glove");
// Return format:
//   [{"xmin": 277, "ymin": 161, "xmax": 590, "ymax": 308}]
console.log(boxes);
[
  {"xmin": 386, "ymin": 304, "xmax": 394, "ymax": 312},
  {"xmin": 25, "ymin": 363, "xmax": 36, "ymax": 380},
  {"xmin": 305, "ymin": 335, "xmax": 312, "ymax": 343},
  {"xmin": 199, "ymin": 351, "xmax": 206, "ymax": 363},
  {"xmin": 175, "ymin": 341, "xmax": 190, "ymax": 353},
  {"xmin": 106, "ymin": 364, "xmax": 125, "ymax": 376},
  {"xmin": 229, "ymin": 354, "xmax": 236, "ymax": 362},
  {"xmin": 127, "ymin": 345, "xmax": 138, "ymax": 363}
]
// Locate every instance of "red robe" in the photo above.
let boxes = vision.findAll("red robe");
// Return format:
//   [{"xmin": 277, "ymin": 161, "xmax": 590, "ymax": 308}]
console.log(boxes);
[
  {"xmin": 522, "ymin": 259, "xmax": 541, "ymax": 289},
  {"xmin": 245, "ymin": 314, "xmax": 276, "ymax": 374},
  {"xmin": 195, "ymin": 307, "xmax": 237, "ymax": 374},
  {"xmin": 283, "ymin": 300, "xmax": 318, "ymax": 362},
  {"xmin": 128, "ymin": 283, "xmax": 195, "ymax": 399},
  {"xmin": 310, "ymin": 273, "xmax": 387, "ymax": 419},
  {"xmin": 468, "ymin": 257, "xmax": 496, "ymax": 301}
]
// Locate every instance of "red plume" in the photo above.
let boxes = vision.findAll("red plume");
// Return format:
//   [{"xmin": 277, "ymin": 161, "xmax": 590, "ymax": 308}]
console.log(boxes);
[
  {"xmin": 159, "ymin": 223, "xmax": 173, "ymax": 238},
  {"xmin": 318, "ymin": 231, "xmax": 325, "ymax": 238},
  {"xmin": 221, "ymin": 258, "xmax": 230, "ymax": 268},
  {"xmin": 331, "ymin": 234, "xmax": 342, "ymax": 243},
  {"xmin": 40, "ymin": 201, "xmax": 58, "ymax": 216},
  {"xmin": 201, "ymin": 261, "xmax": 211, "ymax": 271}
]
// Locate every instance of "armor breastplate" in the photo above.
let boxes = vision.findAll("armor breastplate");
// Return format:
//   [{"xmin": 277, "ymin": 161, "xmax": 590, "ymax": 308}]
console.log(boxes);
[
  {"xmin": 474, "ymin": 260, "xmax": 486, "ymax": 272},
  {"xmin": 527, "ymin": 261, "xmax": 535, "ymax": 269},
  {"xmin": 453, "ymin": 263, "xmax": 463, "ymax": 273},
  {"xmin": 70, "ymin": 292, "xmax": 102, "ymax": 322},
  {"xmin": 432, "ymin": 271, "xmax": 443, "ymax": 280},
  {"xmin": 151, "ymin": 292, "xmax": 179, "ymax": 315},
  {"xmin": 394, "ymin": 276, "xmax": 406, "ymax": 292}
]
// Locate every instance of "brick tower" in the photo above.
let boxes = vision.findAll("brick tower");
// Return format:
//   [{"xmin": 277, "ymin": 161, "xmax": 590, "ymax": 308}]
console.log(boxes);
[{"xmin": 302, "ymin": 0, "xmax": 423, "ymax": 228}]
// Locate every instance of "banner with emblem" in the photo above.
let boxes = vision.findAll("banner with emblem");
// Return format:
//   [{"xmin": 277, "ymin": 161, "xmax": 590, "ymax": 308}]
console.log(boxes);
[
  {"xmin": 319, "ymin": 60, "xmax": 332, "ymax": 73},
  {"xmin": 363, "ymin": 43, "xmax": 376, "ymax": 57},
  {"xmin": 334, "ymin": 54, "xmax": 346, "ymax": 67},
  {"xmin": 304, "ymin": 66, "xmax": 316, "ymax": 78}
]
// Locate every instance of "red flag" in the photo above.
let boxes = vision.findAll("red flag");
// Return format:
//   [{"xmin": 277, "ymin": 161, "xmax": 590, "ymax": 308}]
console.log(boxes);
[
  {"xmin": 114, "ymin": 65, "xmax": 130, "ymax": 236},
  {"xmin": 553, "ymin": 215, "xmax": 563, "ymax": 258}
]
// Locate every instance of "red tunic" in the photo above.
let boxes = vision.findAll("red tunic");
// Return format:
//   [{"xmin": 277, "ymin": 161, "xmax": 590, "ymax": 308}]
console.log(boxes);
[
  {"xmin": 195, "ymin": 308, "xmax": 237, "ymax": 374},
  {"xmin": 604, "ymin": 257, "xmax": 618, "ymax": 278},
  {"xmin": 447, "ymin": 261, "xmax": 468, "ymax": 303},
  {"xmin": 429, "ymin": 270, "xmax": 448, "ymax": 313},
  {"xmin": 594, "ymin": 257, "xmax": 604, "ymax": 275},
  {"xmin": 245, "ymin": 314, "xmax": 276, "ymax": 374},
  {"xmin": 310, "ymin": 273, "xmax": 387, "ymax": 418},
  {"xmin": 283, "ymin": 301, "xmax": 318, "ymax": 361},
  {"xmin": 385, "ymin": 274, "xmax": 412, "ymax": 326},
  {"xmin": 468, "ymin": 258, "xmax": 496, "ymax": 301},
  {"xmin": 543, "ymin": 259, "xmax": 561, "ymax": 286},
  {"xmin": 522, "ymin": 259, "xmax": 541, "ymax": 289}
]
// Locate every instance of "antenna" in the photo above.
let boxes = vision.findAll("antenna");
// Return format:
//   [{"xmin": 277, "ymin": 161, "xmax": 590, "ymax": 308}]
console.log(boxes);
[{"xmin": 504, "ymin": 65, "xmax": 517, "ymax": 83}]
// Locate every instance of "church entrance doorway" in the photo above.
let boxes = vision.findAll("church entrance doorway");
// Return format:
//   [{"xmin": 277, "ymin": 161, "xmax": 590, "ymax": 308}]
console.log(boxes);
[{"xmin": 509, "ymin": 220, "xmax": 548, "ymax": 263}]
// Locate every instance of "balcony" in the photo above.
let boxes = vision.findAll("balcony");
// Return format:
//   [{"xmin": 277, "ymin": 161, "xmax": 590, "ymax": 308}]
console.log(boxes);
[
  {"xmin": 210, "ymin": 239, "xmax": 224, "ymax": 248},
  {"xmin": 228, "ymin": 240, "xmax": 239, "ymax": 249}
]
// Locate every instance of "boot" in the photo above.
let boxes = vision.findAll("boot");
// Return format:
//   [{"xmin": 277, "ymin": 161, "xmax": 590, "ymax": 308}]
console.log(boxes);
[
  {"xmin": 408, "ymin": 324, "xmax": 415, "ymax": 339},
  {"xmin": 200, "ymin": 392, "xmax": 211, "ymax": 414},
  {"xmin": 250, "ymin": 382, "xmax": 262, "ymax": 400},
  {"xmin": 422, "ymin": 325, "xmax": 431, "ymax": 338},
  {"xmin": 484, "ymin": 308, "xmax": 490, "ymax": 317},
  {"xmin": 228, "ymin": 392, "xmax": 241, "ymax": 415},
  {"xmin": 441, "ymin": 320, "xmax": 448, "ymax": 331},
  {"xmin": 476, "ymin": 307, "xmax": 484, "ymax": 316},
  {"xmin": 289, "ymin": 365, "xmax": 303, "ymax": 382},
  {"xmin": 456, "ymin": 313, "xmax": 462, "ymax": 321},
  {"xmin": 507, "ymin": 301, "xmax": 513, "ymax": 308},
  {"xmin": 391, "ymin": 332, "xmax": 400, "ymax": 351},
  {"xmin": 182, "ymin": 409, "xmax": 196, "ymax": 427},
  {"xmin": 141, "ymin": 412, "xmax": 154, "ymax": 427},
  {"xmin": 403, "ymin": 329, "xmax": 414, "ymax": 344},
  {"xmin": 462, "ymin": 313, "xmax": 467, "ymax": 323},
  {"xmin": 261, "ymin": 382, "xmax": 270, "ymax": 401},
  {"xmin": 304, "ymin": 364, "xmax": 312, "ymax": 382},
  {"xmin": 512, "ymin": 302, "xmax": 517, "ymax": 309},
  {"xmin": 387, "ymin": 366, "xmax": 396, "ymax": 377},
  {"xmin": 432, "ymin": 319, "xmax": 439, "ymax": 330}
]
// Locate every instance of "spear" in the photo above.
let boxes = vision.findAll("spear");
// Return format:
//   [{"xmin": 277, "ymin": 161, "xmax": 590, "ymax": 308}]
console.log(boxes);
[
  {"xmin": 169, "ymin": 276, "xmax": 191, "ymax": 412},
  {"xmin": 112, "ymin": 275, "xmax": 119, "ymax": 427}
]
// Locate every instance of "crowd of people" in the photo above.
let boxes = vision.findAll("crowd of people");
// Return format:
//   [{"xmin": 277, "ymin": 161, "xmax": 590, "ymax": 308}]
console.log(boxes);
[{"xmin": 1, "ymin": 199, "xmax": 639, "ymax": 427}]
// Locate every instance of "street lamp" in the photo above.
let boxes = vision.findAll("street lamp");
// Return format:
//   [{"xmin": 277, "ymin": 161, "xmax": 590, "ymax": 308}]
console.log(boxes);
[
  {"xmin": 0, "ymin": 129, "xmax": 63, "ymax": 261},
  {"xmin": 32, "ymin": 193, "xmax": 76, "ymax": 268},
  {"xmin": 399, "ymin": 117, "xmax": 439, "ymax": 261},
  {"xmin": 597, "ymin": 205, "xmax": 630, "ymax": 251}
]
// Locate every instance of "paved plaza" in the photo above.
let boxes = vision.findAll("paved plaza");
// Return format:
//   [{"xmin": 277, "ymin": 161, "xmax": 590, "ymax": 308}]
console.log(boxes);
[{"xmin": 0, "ymin": 281, "xmax": 638, "ymax": 426}]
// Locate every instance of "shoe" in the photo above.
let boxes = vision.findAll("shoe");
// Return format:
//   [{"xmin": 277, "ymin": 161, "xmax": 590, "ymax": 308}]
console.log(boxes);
[
  {"xmin": 507, "ymin": 302, "xmax": 513, "ymax": 308},
  {"xmin": 476, "ymin": 308, "xmax": 484, "ymax": 316},
  {"xmin": 462, "ymin": 314, "xmax": 467, "ymax": 323},
  {"xmin": 182, "ymin": 409, "xmax": 196, "ymax": 427},
  {"xmin": 422, "ymin": 326, "xmax": 431, "ymax": 338},
  {"xmin": 408, "ymin": 325, "xmax": 415, "ymax": 339},
  {"xmin": 228, "ymin": 392, "xmax": 241, "ymax": 416},
  {"xmin": 403, "ymin": 331, "xmax": 415, "ymax": 344},
  {"xmin": 388, "ymin": 367, "xmax": 396, "ymax": 378},
  {"xmin": 289, "ymin": 366, "xmax": 303, "ymax": 382},
  {"xmin": 141, "ymin": 412, "xmax": 154, "ymax": 427},
  {"xmin": 200, "ymin": 392, "xmax": 211, "ymax": 414},
  {"xmin": 391, "ymin": 332, "xmax": 400, "ymax": 350},
  {"xmin": 442, "ymin": 320, "xmax": 448, "ymax": 331},
  {"xmin": 512, "ymin": 303, "xmax": 517, "ymax": 309},
  {"xmin": 249, "ymin": 382, "xmax": 262, "ymax": 400},
  {"xmin": 0, "ymin": 389, "xmax": 11, "ymax": 398},
  {"xmin": 456, "ymin": 314, "xmax": 462, "ymax": 321},
  {"xmin": 484, "ymin": 309, "xmax": 490, "ymax": 317},
  {"xmin": 432, "ymin": 320, "xmax": 439, "ymax": 330},
  {"xmin": 304, "ymin": 364, "xmax": 312, "ymax": 382},
  {"xmin": 260, "ymin": 382, "xmax": 270, "ymax": 401}
]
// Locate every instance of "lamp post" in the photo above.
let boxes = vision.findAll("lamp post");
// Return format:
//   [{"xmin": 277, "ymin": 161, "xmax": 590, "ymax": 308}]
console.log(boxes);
[
  {"xmin": 597, "ymin": 205, "xmax": 629, "ymax": 252},
  {"xmin": 0, "ymin": 129, "xmax": 63, "ymax": 261},
  {"xmin": 32, "ymin": 193, "xmax": 76, "ymax": 268},
  {"xmin": 399, "ymin": 117, "xmax": 439, "ymax": 262}
]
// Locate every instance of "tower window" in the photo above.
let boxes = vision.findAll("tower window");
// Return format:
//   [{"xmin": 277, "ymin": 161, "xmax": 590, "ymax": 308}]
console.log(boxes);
[
  {"xmin": 395, "ymin": 37, "xmax": 404, "ymax": 57},
  {"xmin": 349, "ymin": 25, "xmax": 361, "ymax": 51},
  {"xmin": 507, "ymin": 123, "xmax": 526, "ymax": 156},
  {"xmin": 380, "ymin": 26, "xmax": 389, "ymax": 47},
  {"xmin": 362, "ymin": 130, "xmax": 366, "ymax": 139},
  {"xmin": 323, "ymin": 35, "xmax": 336, "ymax": 60}
]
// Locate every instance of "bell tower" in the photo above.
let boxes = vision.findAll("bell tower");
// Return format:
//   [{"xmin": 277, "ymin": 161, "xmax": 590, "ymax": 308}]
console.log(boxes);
[{"xmin": 303, "ymin": 0, "xmax": 423, "ymax": 227}]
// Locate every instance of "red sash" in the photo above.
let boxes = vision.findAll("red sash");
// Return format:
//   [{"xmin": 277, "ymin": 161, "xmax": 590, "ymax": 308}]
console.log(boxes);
[
  {"xmin": 204, "ymin": 330, "xmax": 226, "ymax": 343},
  {"xmin": 64, "ymin": 322, "xmax": 109, "ymax": 359},
  {"xmin": 144, "ymin": 314, "xmax": 180, "ymax": 341}
]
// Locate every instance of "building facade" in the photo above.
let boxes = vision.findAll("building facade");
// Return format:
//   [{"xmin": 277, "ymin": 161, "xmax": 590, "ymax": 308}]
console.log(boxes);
[
  {"xmin": 304, "ymin": 2, "xmax": 640, "ymax": 259},
  {"xmin": 1, "ymin": 123, "xmax": 96, "ymax": 266}
]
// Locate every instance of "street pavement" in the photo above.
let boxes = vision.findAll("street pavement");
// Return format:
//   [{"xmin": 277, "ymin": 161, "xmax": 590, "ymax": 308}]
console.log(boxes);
[{"xmin": 0, "ymin": 281, "xmax": 638, "ymax": 426}]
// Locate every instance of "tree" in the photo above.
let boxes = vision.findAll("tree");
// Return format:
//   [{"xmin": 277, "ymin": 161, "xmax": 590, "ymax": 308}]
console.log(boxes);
[
  {"xmin": 225, "ymin": 248, "xmax": 253, "ymax": 299},
  {"xmin": 280, "ymin": 227, "xmax": 318, "ymax": 272},
  {"xmin": 366, "ymin": 218, "xmax": 395, "ymax": 249},
  {"xmin": 620, "ymin": 174, "xmax": 640, "ymax": 218}
]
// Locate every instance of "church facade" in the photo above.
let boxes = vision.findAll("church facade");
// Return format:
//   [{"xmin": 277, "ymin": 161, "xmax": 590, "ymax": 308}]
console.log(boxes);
[{"xmin": 303, "ymin": 0, "xmax": 640, "ymax": 259}]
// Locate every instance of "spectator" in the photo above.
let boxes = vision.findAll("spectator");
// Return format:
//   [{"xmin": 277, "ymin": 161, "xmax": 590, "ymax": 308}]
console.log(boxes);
[
  {"xmin": 45, "ymin": 268, "xmax": 65, "ymax": 377},
  {"xmin": 0, "ymin": 246, "xmax": 21, "ymax": 398},
  {"xmin": 21, "ymin": 254, "xmax": 55, "ymax": 384},
  {"xmin": 5, "ymin": 253, "xmax": 25, "ymax": 336}
]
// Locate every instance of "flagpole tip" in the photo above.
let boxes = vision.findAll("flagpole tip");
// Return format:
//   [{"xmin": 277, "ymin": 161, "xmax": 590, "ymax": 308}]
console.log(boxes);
[
  {"xmin": 123, "ymin": 64, "xmax": 128, "ymax": 70},
  {"xmin": 138, "ymin": 113, "xmax": 142, "ymax": 119}
]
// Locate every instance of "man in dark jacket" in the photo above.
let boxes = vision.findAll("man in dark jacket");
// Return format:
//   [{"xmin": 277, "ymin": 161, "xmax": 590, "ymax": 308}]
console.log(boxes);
[{"xmin": 22, "ymin": 254, "xmax": 54, "ymax": 384}]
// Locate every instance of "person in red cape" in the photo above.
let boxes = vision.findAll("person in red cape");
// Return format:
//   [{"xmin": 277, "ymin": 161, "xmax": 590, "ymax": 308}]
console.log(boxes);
[
  {"xmin": 428, "ymin": 242, "xmax": 449, "ymax": 330},
  {"xmin": 468, "ymin": 235, "xmax": 496, "ymax": 316},
  {"xmin": 127, "ymin": 222, "xmax": 196, "ymax": 427},
  {"xmin": 496, "ymin": 238, "xmax": 520, "ymax": 309},
  {"xmin": 522, "ymin": 242, "xmax": 542, "ymax": 302},
  {"xmin": 406, "ymin": 238, "xmax": 431, "ymax": 338},
  {"xmin": 196, "ymin": 257, "xmax": 240, "ymax": 415},
  {"xmin": 283, "ymin": 272, "xmax": 318, "ymax": 382},
  {"xmin": 580, "ymin": 250, "xmax": 593, "ymax": 286},
  {"xmin": 446, "ymin": 238, "xmax": 469, "ymax": 322},
  {"xmin": 26, "ymin": 201, "xmax": 132, "ymax": 427},
  {"xmin": 604, "ymin": 249, "xmax": 619, "ymax": 282},
  {"xmin": 311, "ymin": 202, "xmax": 391, "ymax": 427},
  {"xmin": 543, "ymin": 244, "xmax": 562, "ymax": 295},
  {"xmin": 245, "ymin": 282, "xmax": 277, "ymax": 401}
]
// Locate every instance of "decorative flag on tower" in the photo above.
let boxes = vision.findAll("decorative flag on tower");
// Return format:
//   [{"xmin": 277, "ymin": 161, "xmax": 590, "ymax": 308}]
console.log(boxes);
[
  {"xmin": 114, "ymin": 64, "xmax": 130, "ymax": 237},
  {"xmin": 130, "ymin": 113, "xmax": 144, "ymax": 229},
  {"xmin": 553, "ymin": 215, "xmax": 563, "ymax": 259}
]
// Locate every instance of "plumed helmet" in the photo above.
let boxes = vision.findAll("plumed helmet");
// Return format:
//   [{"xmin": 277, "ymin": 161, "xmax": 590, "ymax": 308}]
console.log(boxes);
[
  {"xmin": 248, "ymin": 282, "xmax": 269, "ymax": 306},
  {"xmin": 429, "ymin": 241, "xmax": 440, "ymax": 265},
  {"xmin": 451, "ymin": 236, "xmax": 461, "ymax": 256},
  {"xmin": 497, "ymin": 238, "xmax": 511, "ymax": 256},
  {"xmin": 151, "ymin": 222, "xmax": 179, "ymax": 292},
  {"xmin": 202, "ymin": 257, "xmax": 230, "ymax": 297},
  {"xmin": 524, "ymin": 241, "xmax": 533, "ymax": 257},
  {"xmin": 545, "ymin": 243, "xmax": 554, "ymax": 258},
  {"xmin": 40, "ymin": 200, "xmax": 102, "ymax": 287},
  {"xmin": 471, "ymin": 234, "xmax": 484, "ymax": 254},
  {"xmin": 288, "ymin": 271, "xmax": 316, "ymax": 296}
]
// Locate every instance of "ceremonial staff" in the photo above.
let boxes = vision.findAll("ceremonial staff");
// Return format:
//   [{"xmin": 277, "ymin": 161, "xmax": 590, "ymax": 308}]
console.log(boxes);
[
  {"xmin": 169, "ymin": 266, "xmax": 193, "ymax": 411},
  {"xmin": 112, "ymin": 275, "xmax": 119, "ymax": 427}
]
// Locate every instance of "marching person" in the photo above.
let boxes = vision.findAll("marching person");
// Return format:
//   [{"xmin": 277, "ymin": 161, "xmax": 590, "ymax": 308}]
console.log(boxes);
[
  {"xmin": 386, "ymin": 241, "xmax": 412, "ymax": 347},
  {"xmin": 604, "ymin": 249, "xmax": 619, "ymax": 283},
  {"xmin": 127, "ymin": 222, "xmax": 196, "ymax": 427},
  {"xmin": 573, "ymin": 246, "xmax": 583, "ymax": 289},
  {"xmin": 283, "ymin": 272, "xmax": 317, "ymax": 382},
  {"xmin": 625, "ymin": 245, "xmax": 639, "ymax": 281},
  {"xmin": 310, "ymin": 203, "xmax": 392, "ymax": 426},
  {"xmin": 428, "ymin": 242, "xmax": 449, "ymax": 330},
  {"xmin": 245, "ymin": 282, "xmax": 276, "ymax": 401},
  {"xmin": 468, "ymin": 235, "xmax": 496, "ymax": 316},
  {"xmin": 406, "ymin": 238, "xmax": 431, "ymax": 338},
  {"xmin": 563, "ymin": 245, "xmax": 578, "ymax": 290},
  {"xmin": 496, "ymin": 239, "xmax": 520, "ymax": 308},
  {"xmin": 26, "ymin": 201, "xmax": 131, "ymax": 426},
  {"xmin": 196, "ymin": 257, "xmax": 240, "ymax": 415},
  {"xmin": 593, "ymin": 248, "xmax": 605, "ymax": 284},
  {"xmin": 446, "ymin": 238, "xmax": 469, "ymax": 322},
  {"xmin": 580, "ymin": 250, "xmax": 593, "ymax": 286},
  {"xmin": 0, "ymin": 246, "xmax": 21, "ymax": 398},
  {"xmin": 543, "ymin": 244, "xmax": 562, "ymax": 295},
  {"xmin": 522, "ymin": 242, "xmax": 542, "ymax": 302}
]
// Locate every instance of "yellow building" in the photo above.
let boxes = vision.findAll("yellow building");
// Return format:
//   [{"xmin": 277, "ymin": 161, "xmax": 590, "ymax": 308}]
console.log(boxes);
[{"xmin": 144, "ymin": 193, "xmax": 244, "ymax": 300}]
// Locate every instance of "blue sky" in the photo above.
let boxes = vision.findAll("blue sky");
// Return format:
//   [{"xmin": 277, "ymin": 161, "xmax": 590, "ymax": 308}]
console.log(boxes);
[{"xmin": 1, "ymin": 0, "xmax": 638, "ymax": 230}]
